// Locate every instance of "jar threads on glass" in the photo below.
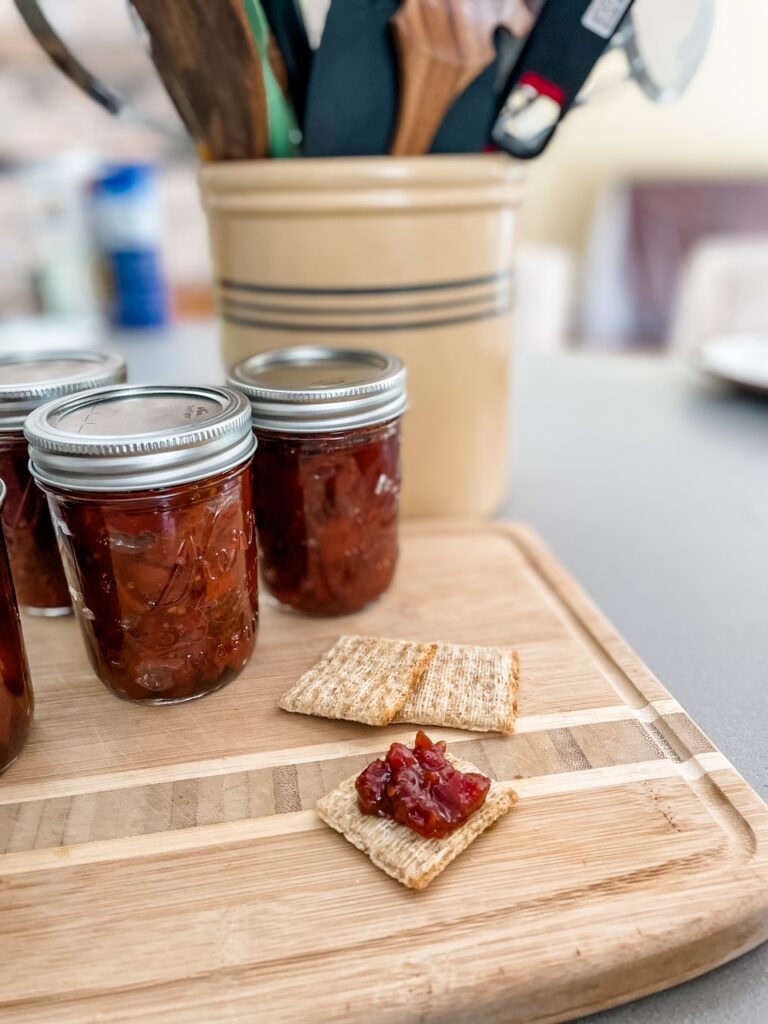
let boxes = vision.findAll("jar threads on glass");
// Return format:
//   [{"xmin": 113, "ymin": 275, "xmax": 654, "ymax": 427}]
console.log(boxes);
[
  {"xmin": 0, "ymin": 350, "xmax": 126, "ymax": 616},
  {"xmin": 25, "ymin": 385, "xmax": 259, "ymax": 705},
  {"xmin": 0, "ymin": 480, "xmax": 34, "ymax": 773},
  {"xmin": 229, "ymin": 347, "xmax": 407, "ymax": 616}
]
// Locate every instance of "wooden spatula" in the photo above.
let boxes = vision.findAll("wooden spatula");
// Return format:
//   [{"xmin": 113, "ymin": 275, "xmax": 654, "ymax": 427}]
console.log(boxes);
[
  {"xmin": 130, "ymin": 0, "xmax": 268, "ymax": 160},
  {"xmin": 391, "ymin": 0, "xmax": 536, "ymax": 156}
]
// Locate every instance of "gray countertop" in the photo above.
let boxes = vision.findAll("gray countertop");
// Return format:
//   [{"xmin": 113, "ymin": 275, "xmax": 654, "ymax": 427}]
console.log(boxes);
[
  {"xmin": 504, "ymin": 351, "xmax": 768, "ymax": 1024},
  {"xmin": 118, "ymin": 327, "xmax": 768, "ymax": 1023}
]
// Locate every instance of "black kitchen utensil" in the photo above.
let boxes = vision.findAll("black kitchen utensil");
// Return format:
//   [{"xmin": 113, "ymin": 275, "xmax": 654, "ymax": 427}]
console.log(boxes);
[
  {"xmin": 14, "ymin": 0, "xmax": 183, "ymax": 138},
  {"xmin": 494, "ymin": 0, "xmax": 635, "ymax": 159},
  {"xmin": 494, "ymin": 0, "xmax": 546, "ymax": 90},
  {"xmin": 302, "ymin": 0, "xmax": 401, "ymax": 157},
  {"xmin": 261, "ymin": 0, "xmax": 313, "ymax": 125},
  {"xmin": 430, "ymin": 61, "xmax": 498, "ymax": 154},
  {"xmin": 432, "ymin": 0, "xmax": 540, "ymax": 157}
]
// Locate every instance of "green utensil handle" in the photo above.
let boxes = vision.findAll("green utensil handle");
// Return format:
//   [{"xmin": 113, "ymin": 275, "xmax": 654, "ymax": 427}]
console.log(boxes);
[{"xmin": 243, "ymin": 0, "xmax": 301, "ymax": 157}]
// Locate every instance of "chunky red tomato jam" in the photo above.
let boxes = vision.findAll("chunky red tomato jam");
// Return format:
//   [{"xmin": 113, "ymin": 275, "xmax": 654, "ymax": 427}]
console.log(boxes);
[
  {"xmin": 253, "ymin": 421, "xmax": 400, "ymax": 616},
  {"xmin": 46, "ymin": 464, "xmax": 259, "ymax": 704},
  {"xmin": 0, "ymin": 435, "xmax": 71, "ymax": 612},
  {"xmin": 356, "ymin": 731, "xmax": 491, "ymax": 839},
  {"xmin": 0, "ymin": 521, "xmax": 34, "ymax": 772}
]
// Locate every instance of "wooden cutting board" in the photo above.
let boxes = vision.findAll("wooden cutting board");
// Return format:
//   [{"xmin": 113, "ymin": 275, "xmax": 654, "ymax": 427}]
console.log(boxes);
[{"xmin": 2, "ymin": 522, "xmax": 767, "ymax": 1023}]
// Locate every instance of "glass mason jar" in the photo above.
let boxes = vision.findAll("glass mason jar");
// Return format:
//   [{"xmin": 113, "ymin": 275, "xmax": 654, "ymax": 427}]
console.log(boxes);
[
  {"xmin": 0, "ymin": 350, "xmax": 126, "ymax": 616},
  {"xmin": 0, "ymin": 480, "xmax": 34, "ymax": 773},
  {"xmin": 25, "ymin": 385, "xmax": 258, "ymax": 705},
  {"xmin": 229, "ymin": 347, "xmax": 407, "ymax": 616}
]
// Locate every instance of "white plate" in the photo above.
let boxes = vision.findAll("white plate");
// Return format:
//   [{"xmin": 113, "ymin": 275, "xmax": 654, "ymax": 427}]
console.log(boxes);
[{"xmin": 695, "ymin": 333, "xmax": 768, "ymax": 392}]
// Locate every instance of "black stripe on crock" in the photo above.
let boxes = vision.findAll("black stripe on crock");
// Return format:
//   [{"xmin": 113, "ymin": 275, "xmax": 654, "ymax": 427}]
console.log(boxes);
[
  {"xmin": 219, "ymin": 288, "xmax": 514, "ymax": 319},
  {"xmin": 217, "ymin": 269, "xmax": 513, "ymax": 298},
  {"xmin": 221, "ymin": 301, "xmax": 513, "ymax": 334}
]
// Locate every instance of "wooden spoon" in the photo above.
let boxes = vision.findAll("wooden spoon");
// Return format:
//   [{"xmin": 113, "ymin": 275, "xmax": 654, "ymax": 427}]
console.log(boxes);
[
  {"xmin": 130, "ymin": 0, "xmax": 268, "ymax": 160},
  {"xmin": 391, "ymin": 0, "xmax": 537, "ymax": 156}
]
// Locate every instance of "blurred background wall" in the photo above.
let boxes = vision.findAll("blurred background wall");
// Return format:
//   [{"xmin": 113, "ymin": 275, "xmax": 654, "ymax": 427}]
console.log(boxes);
[
  {"xmin": 519, "ymin": 0, "xmax": 768, "ymax": 349},
  {"xmin": 521, "ymin": 0, "xmax": 768, "ymax": 250}
]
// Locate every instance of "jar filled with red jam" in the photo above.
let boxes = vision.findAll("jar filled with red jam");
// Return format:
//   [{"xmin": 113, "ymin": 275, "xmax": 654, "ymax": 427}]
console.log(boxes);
[
  {"xmin": 25, "ymin": 385, "xmax": 258, "ymax": 705},
  {"xmin": 229, "ymin": 347, "xmax": 407, "ymax": 616},
  {"xmin": 0, "ymin": 350, "xmax": 126, "ymax": 616},
  {"xmin": 0, "ymin": 480, "xmax": 34, "ymax": 772}
]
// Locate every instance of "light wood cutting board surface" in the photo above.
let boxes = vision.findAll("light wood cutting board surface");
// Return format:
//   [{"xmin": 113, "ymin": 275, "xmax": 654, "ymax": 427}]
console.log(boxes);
[{"xmin": 1, "ymin": 522, "xmax": 767, "ymax": 1023}]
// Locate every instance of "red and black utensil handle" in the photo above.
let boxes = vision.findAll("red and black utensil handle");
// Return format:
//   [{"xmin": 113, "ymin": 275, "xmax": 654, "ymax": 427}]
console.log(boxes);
[{"xmin": 494, "ymin": 0, "xmax": 635, "ymax": 159}]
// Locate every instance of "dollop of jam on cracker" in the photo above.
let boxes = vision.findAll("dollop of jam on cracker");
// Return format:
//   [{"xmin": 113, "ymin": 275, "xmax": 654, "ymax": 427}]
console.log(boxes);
[{"xmin": 355, "ymin": 731, "xmax": 491, "ymax": 839}]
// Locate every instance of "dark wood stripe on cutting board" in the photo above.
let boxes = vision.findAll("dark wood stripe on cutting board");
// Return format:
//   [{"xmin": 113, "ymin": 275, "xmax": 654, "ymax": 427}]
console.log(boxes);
[
  {"xmin": 548, "ymin": 729, "xmax": 592, "ymax": 772},
  {"xmin": 0, "ymin": 716, "xmax": 714, "ymax": 857},
  {"xmin": 272, "ymin": 764, "xmax": 302, "ymax": 815}
]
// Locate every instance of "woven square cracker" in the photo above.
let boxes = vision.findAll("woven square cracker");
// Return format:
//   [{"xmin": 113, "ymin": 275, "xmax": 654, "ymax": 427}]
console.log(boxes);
[
  {"xmin": 316, "ymin": 753, "xmax": 517, "ymax": 890},
  {"xmin": 395, "ymin": 646, "xmax": 519, "ymax": 734},
  {"xmin": 279, "ymin": 635, "xmax": 438, "ymax": 727}
]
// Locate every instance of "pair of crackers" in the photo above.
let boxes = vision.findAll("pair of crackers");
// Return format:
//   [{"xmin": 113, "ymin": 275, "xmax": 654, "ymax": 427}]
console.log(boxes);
[{"xmin": 279, "ymin": 635, "xmax": 520, "ymax": 734}]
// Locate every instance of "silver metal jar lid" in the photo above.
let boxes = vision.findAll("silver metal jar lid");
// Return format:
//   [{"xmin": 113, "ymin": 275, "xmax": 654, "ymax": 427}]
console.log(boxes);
[
  {"xmin": 0, "ymin": 350, "xmax": 126, "ymax": 431},
  {"xmin": 25, "ymin": 385, "xmax": 256, "ymax": 493},
  {"xmin": 227, "ymin": 347, "xmax": 408, "ymax": 434}
]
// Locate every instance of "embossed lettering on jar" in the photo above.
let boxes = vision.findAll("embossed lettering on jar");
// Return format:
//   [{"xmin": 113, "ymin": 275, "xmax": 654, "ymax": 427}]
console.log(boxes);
[
  {"xmin": 0, "ymin": 480, "xmax": 34, "ymax": 772},
  {"xmin": 229, "ymin": 347, "xmax": 407, "ymax": 616},
  {"xmin": 0, "ymin": 350, "xmax": 126, "ymax": 615},
  {"xmin": 25, "ymin": 385, "xmax": 258, "ymax": 704}
]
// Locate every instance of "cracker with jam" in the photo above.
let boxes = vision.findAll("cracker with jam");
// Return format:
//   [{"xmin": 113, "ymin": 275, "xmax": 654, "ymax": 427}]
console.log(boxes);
[{"xmin": 317, "ymin": 731, "xmax": 516, "ymax": 889}]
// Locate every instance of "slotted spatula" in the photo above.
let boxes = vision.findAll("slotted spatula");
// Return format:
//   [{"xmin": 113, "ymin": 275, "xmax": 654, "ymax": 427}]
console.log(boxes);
[
  {"xmin": 303, "ymin": 0, "xmax": 401, "ymax": 157},
  {"xmin": 391, "ymin": 0, "xmax": 537, "ymax": 156},
  {"xmin": 131, "ymin": 0, "xmax": 269, "ymax": 160}
]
